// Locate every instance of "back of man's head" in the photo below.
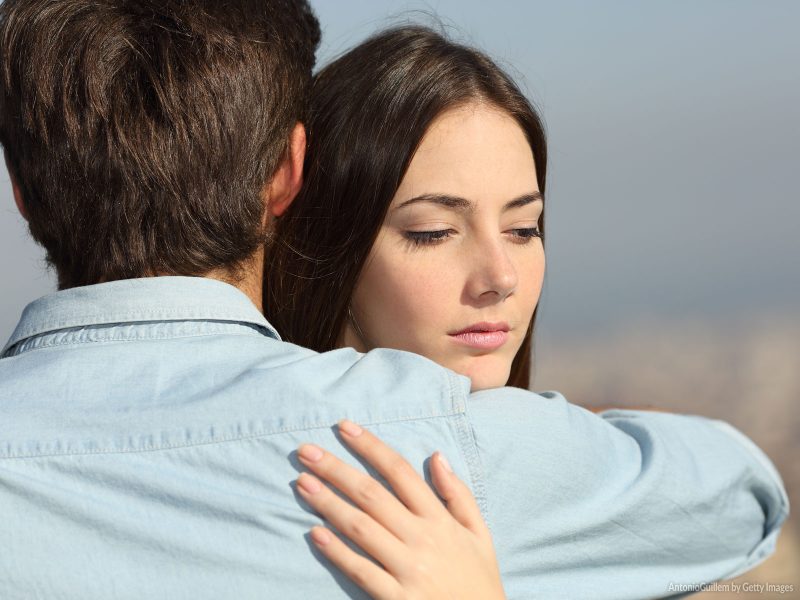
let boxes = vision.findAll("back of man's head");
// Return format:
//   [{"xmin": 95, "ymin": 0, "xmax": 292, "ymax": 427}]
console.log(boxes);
[{"xmin": 0, "ymin": 0, "xmax": 320, "ymax": 289}]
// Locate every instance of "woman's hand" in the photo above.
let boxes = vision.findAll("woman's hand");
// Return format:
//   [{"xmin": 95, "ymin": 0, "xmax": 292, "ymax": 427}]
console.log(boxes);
[{"xmin": 294, "ymin": 420, "xmax": 505, "ymax": 600}]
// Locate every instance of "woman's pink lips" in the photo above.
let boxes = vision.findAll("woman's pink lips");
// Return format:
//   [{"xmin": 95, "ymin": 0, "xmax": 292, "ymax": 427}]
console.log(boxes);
[{"xmin": 448, "ymin": 323, "xmax": 510, "ymax": 350}]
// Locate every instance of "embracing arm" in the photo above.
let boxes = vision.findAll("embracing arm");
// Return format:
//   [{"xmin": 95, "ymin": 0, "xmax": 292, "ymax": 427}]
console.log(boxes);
[
  {"xmin": 292, "ymin": 389, "xmax": 788, "ymax": 599},
  {"xmin": 469, "ymin": 389, "xmax": 789, "ymax": 598}
]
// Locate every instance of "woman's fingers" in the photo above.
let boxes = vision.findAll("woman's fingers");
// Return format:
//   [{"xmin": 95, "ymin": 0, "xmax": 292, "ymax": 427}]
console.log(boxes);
[
  {"xmin": 309, "ymin": 526, "xmax": 401, "ymax": 600},
  {"xmin": 296, "ymin": 425, "xmax": 506, "ymax": 599},
  {"xmin": 430, "ymin": 451, "xmax": 492, "ymax": 542},
  {"xmin": 333, "ymin": 419, "xmax": 449, "ymax": 518},
  {"xmin": 296, "ymin": 443, "xmax": 417, "ymax": 539},
  {"xmin": 295, "ymin": 472, "xmax": 408, "ymax": 566}
]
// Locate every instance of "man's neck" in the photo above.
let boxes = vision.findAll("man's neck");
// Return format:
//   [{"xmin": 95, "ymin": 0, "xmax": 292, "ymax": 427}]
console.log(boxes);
[{"xmin": 204, "ymin": 247, "xmax": 265, "ymax": 313}]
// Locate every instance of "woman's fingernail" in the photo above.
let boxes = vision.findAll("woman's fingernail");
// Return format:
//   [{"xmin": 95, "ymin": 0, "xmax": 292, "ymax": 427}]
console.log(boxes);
[
  {"xmin": 298, "ymin": 444, "xmax": 324, "ymax": 462},
  {"xmin": 338, "ymin": 419, "xmax": 363, "ymax": 437},
  {"xmin": 297, "ymin": 473, "xmax": 322, "ymax": 494},
  {"xmin": 310, "ymin": 527, "xmax": 331, "ymax": 546},
  {"xmin": 437, "ymin": 452, "xmax": 453, "ymax": 473}
]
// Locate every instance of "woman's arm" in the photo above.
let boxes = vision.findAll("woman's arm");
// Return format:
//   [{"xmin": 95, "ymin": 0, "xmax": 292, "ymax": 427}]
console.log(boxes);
[{"xmin": 294, "ymin": 419, "xmax": 505, "ymax": 600}]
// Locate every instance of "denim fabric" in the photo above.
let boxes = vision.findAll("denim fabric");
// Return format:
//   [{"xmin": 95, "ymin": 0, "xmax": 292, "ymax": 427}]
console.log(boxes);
[{"xmin": 0, "ymin": 277, "xmax": 788, "ymax": 599}]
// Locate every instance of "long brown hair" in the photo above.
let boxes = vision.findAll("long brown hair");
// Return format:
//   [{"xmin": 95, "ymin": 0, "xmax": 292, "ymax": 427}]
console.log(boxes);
[{"xmin": 265, "ymin": 26, "xmax": 547, "ymax": 389}]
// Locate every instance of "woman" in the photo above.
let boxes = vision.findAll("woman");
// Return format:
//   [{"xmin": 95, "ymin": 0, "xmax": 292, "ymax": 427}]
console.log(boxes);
[
  {"xmin": 265, "ymin": 26, "xmax": 545, "ymax": 392},
  {"xmin": 264, "ymin": 26, "xmax": 546, "ymax": 597}
]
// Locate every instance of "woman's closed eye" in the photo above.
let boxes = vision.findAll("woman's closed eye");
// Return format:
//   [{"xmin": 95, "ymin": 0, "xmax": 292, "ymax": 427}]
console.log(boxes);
[
  {"xmin": 403, "ymin": 228, "xmax": 456, "ymax": 248},
  {"xmin": 403, "ymin": 226, "xmax": 542, "ymax": 249},
  {"xmin": 507, "ymin": 226, "xmax": 542, "ymax": 244}
]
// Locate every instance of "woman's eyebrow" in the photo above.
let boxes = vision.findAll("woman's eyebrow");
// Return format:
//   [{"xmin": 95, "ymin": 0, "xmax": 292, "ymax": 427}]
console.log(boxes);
[
  {"xmin": 394, "ymin": 194, "xmax": 474, "ymax": 213},
  {"xmin": 504, "ymin": 192, "xmax": 542, "ymax": 212},
  {"xmin": 394, "ymin": 191, "xmax": 542, "ymax": 213}
]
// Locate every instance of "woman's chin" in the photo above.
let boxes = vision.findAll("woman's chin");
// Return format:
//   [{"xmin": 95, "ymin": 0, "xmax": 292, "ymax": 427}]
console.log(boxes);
[
  {"xmin": 469, "ymin": 376, "xmax": 508, "ymax": 392},
  {"xmin": 453, "ymin": 356, "xmax": 511, "ymax": 392}
]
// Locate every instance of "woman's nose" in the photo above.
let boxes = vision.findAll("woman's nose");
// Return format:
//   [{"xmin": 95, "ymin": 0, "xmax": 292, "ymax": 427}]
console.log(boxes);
[{"xmin": 466, "ymin": 240, "xmax": 518, "ymax": 302}]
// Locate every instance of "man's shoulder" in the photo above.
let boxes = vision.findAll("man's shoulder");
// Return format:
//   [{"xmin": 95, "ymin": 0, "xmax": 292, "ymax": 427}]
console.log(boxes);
[
  {"xmin": 228, "ymin": 341, "xmax": 473, "ymax": 422},
  {"xmin": 0, "ymin": 332, "xmax": 470, "ymax": 458}
]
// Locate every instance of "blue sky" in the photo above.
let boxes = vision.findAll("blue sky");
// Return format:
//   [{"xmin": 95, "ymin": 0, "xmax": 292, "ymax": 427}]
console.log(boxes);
[{"xmin": 2, "ymin": 0, "xmax": 798, "ymax": 342}]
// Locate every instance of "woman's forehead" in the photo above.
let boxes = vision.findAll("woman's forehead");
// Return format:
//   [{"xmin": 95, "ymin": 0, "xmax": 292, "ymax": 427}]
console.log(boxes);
[{"xmin": 392, "ymin": 104, "xmax": 539, "ymax": 209}]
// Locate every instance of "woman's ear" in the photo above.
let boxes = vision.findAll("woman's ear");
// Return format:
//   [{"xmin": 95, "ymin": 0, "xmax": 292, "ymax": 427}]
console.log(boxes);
[
  {"xmin": 265, "ymin": 122, "xmax": 306, "ymax": 219},
  {"xmin": 4, "ymin": 151, "xmax": 27, "ymax": 221}
]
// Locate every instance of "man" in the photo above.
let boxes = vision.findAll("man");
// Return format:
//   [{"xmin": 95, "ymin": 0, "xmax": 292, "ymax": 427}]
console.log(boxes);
[{"xmin": 0, "ymin": 1, "xmax": 787, "ymax": 598}]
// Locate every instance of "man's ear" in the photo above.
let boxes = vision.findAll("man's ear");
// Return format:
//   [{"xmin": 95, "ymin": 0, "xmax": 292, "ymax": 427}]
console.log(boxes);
[
  {"xmin": 265, "ymin": 122, "xmax": 306, "ymax": 219},
  {"xmin": 4, "ymin": 151, "xmax": 27, "ymax": 222}
]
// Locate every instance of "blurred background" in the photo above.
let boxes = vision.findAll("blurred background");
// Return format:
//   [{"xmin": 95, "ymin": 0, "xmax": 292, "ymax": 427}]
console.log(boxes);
[{"xmin": 1, "ymin": 0, "xmax": 797, "ymax": 595}]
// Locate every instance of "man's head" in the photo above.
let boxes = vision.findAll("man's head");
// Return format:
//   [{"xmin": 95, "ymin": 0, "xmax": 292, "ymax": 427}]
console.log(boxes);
[{"xmin": 0, "ymin": 0, "xmax": 319, "ymax": 289}]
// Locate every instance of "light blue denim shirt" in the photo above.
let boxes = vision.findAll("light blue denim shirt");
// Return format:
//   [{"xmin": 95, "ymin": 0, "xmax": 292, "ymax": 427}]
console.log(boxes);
[{"xmin": 0, "ymin": 277, "xmax": 788, "ymax": 600}]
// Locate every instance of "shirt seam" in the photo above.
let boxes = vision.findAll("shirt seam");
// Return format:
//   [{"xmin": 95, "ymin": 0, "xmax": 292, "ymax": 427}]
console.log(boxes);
[
  {"xmin": 0, "ymin": 409, "xmax": 465, "ymax": 461},
  {"xmin": 446, "ymin": 371, "xmax": 490, "ymax": 524},
  {"xmin": 3, "ymin": 329, "xmax": 270, "ymax": 357},
  {"xmin": 4, "ymin": 309, "xmax": 280, "ymax": 352},
  {"xmin": 10, "ymin": 306, "xmax": 266, "ymax": 334}
]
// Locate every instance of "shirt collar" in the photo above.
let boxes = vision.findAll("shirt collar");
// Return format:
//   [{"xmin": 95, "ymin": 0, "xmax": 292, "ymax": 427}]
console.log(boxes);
[{"xmin": 3, "ymin": 276, "xmax": 280, "ymax": 354}]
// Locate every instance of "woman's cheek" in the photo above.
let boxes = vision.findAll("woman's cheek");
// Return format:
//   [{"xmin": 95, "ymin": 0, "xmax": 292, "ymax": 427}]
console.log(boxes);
[
  {"xmin": 393, "ymin": 266, "xmax": 454, "ymax": 349},
  {"xmin": 359, "ymin": 261, "xmax": 425, "ymax": 344},
  {"xmin": 397, "ymin": 268, "xmax": 446, "ymax": 321},
  {"xmin": 360, "ymin": 242, "xmax": 463, "ymax": 354},
  {"xmin": 518, "ymin": 249, "xmax": 545, "ymax": 317}
]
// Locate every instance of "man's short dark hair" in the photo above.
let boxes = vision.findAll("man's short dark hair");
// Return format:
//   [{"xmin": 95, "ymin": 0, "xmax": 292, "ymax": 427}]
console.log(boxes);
[{"xmin": 0, "ymin": 0, "xmax": 320, "ymax": 288}]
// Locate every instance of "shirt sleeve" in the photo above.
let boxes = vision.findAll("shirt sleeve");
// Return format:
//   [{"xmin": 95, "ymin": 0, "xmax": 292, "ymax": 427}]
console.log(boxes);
[{"xmin": 465, "ymin": 387, "xmax": 789, "ymax": 600}]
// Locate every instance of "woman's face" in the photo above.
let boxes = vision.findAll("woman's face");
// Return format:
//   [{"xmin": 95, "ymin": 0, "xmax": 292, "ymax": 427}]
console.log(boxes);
[{"xmin": 341, "ymin": 103, "xmax": 544, "ymax": 390}]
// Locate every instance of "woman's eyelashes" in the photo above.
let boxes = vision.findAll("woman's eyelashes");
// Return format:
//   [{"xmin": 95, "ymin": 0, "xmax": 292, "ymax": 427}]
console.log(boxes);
[
  {"xmin": 403, "ymin": 228, "xmax": 456, "ymax": 248},
  {"xmin": 509, "ymin": 227, "xmax": 542, "ymax": 243},
  {"xmin": 402, "ymin": 226, "xmax": 541, "ymax": 248}
]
